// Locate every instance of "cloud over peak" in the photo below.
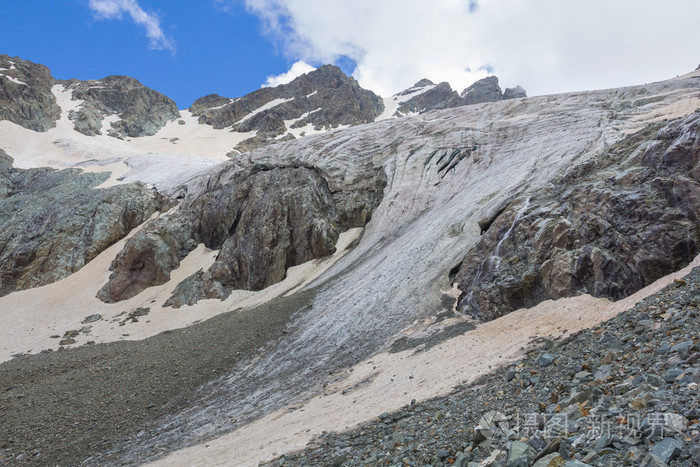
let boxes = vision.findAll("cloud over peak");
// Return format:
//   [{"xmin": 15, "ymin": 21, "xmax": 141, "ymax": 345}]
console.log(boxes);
[
  {"xmin": 241, "ymin": 0, "xmax": 700, "ymax": 97},
  {"xmin": 262, "ymin": 61, "xmax": 316, "ymax": 87}
]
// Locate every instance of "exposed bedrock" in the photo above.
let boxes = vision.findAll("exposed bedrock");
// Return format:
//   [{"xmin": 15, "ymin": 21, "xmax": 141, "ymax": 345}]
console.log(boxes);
[
  {"xmin": 456, "ymin": 112, "xmax": 700, "ymax": 320},
  {"xmin": 396, "ymin": 76, "xmax": 527, "ymax": 115},
  {"xmin": 65, "ymin": 75, "xmax": 180, "ymax": 138},
  {"xmin": 189, "ymin": 65, "xmax": 384, "ymax": 152},
  {"xmin": 98, "ymin": 165, "xmax": 386, "ymax": 305},
  {"xmin": 0, "ymin": 153, "xmax": 164, "ymax": 297},
  {"xmin": 0, "ymin": 54, "xmax": 60, "ymax": 132}
]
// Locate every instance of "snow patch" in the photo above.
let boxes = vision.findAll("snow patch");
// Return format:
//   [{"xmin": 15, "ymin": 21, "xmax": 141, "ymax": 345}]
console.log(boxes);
[
  {"xmin": 208, "ymin": 98, "xmax": 235, "ymax": 111},
  {"xmin": 101, "ymin": 114, "xmax": 121, "ymax": 134},
  {"xmin": 236, "ymin": 97, "xmax": 294, "ymax": 125},
  {"xmin": 0, "ymin": 74, "xmax": 27, "ymax": 86},
  {"xmin": 376, "ymin": 96, "xmax": 399, "ymax": 121},
  {"xmin": 376, "ymin": 85, "xmax": 437, "ymax": 121},
  {"xmin": 395, "ymin": 83, "xmax": 437, "ymax": 104}
]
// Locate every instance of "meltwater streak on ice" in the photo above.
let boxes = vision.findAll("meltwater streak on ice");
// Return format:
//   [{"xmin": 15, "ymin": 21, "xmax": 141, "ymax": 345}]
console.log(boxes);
[
  {"xmin": 493, "ymin": 197, "xmax": 530, "ymax": 270},
  {"xmin": 463, "ymin": 197, "xmax": 530, "ymax": 313}
]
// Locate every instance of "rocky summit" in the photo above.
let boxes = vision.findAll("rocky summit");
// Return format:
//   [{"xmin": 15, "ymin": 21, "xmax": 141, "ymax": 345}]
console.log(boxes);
[
  {"xmin": 0, "ymin": 53, "xmax": 699, "ymax": 467},
  {"xmin": 190, "ymin": 64, "xmax": 384, "ymax": 152},
  {"xmin": 395, "ymin": 76, "xmax": 527, "ymax": 115}
]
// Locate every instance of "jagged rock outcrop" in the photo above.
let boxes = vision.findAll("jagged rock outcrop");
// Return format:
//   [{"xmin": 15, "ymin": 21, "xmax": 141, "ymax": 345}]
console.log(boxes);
[
  {"xmin": 396, "ymin": 76, "xmax": 527, "ymax": 116},
  {"xmin": 396, "ymin": 81, "xmax": 461, "ymax": 114},
  {"xmin": 189, "ymin": 65, "xmax": 384, "ymax": 152},
  {"xmin": 460, "ymin": 75, "xmax": 503, "ymax": 104},
  {"xmin": 65, "ymin": 75, "xmax": 180, "ymax": 137},
  {"xmin": 98, "ymin": 165, "xmax": 386, "ymax": 305},
  {"xmin": 0, "ymin": 54, "xmax": 60, "ymax": 131},
  {"xmin": 0, "ymin": 160, "xmax": 164, "ymax": 297},
  {"xmin": 503, "ymin": 85, "xmax": 527, "ymax": 100},
  {"xmin": 455, "ymin": 112, "xmax": 700, "ymax": 320}
]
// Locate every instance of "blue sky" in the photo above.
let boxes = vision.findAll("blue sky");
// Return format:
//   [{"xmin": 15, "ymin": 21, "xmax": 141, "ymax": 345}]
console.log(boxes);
[
  {"xmin": 1, "ymin": 0, "xmax": 348, "ymax": 107},
  {"xmin": 2, "ymin": 1, "xmax": 700, "ymax": 108}
]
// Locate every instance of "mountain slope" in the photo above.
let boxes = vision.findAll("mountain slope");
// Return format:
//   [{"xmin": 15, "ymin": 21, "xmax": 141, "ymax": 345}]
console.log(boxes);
[
  {"xmin": 0, "ymin": 56, "xmax": 699, "ymax": 466},
  {"xmin": 64, "ymin": 75, "xmax": 181, "ymax": 138}
]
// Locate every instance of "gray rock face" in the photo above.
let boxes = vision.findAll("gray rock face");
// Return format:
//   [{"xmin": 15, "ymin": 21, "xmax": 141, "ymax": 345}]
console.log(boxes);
[
  {"xmin": 65, "ymin": 75, "xmax": 180, "ymax": 137},
  {"xmin": 0, "ymin": 149, "xmax": 12, "ymax": 199},
  {"xmin": 0, "ymin": 161, "xmax": 164, "ymax": 297},
  {"xmin": 503, "ymin": 85, "xmax": 527, "ymax": 100},
  {"xmin": 396, "ymin": 76, "xmax": 527, "ymax": 116},
  {"xmin": 396, "ymin": 82, "xmax": 461, "ymax": 114},
  {"xmin": 98, "ymin": 164, "xmax": 386, "ymax": 305},
  {"xmin": 461, "ymin": 76, "xmax": 503, "ymax": 104},
  {"xmin": 650, "ymin": 437, "xmax": 684, "ymax": 464},
  {"xmin": 189, "ymin": 65, "xmax": 384, "ymax": 152},
  {"xmin": 187, "ymin": 93, "xmax": 230, "ymax": 116},
  {"xmin": 456, "ymin": 113, "xmax": 700, "ymax": 320},
  {"xmin": 0, "ymin": 54, "xmax": 60, "ymax": 131}
]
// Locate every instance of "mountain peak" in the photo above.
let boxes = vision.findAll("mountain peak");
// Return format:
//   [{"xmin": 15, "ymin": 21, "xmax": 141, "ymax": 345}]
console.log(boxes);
[
  {"xmin": 394, "ymin": 75, "xmax": 527, "ymax": 115},
  {"xmin": 189, "ymin": 64, "xmax": 383, "ymax": 153}
]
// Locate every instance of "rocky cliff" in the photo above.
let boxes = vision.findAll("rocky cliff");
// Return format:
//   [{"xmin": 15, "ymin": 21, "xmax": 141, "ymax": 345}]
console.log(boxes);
[
  {"xmin": 0, "ymin": 152, "xmax": 164, "ymax": 297},
  {"xmin": 189, "ymin": 65, "xmax": 384, "ymax": 152},
  {"xmin": 98, "ymin": 163, "xmax": 386, "ymax": 305},
  {"xmin": 0, "ymin": 54, "xmax": 60, "ymax": 131},
  {"xmin": 455, "ymin": 113, "xmax": 700, "ymax": 320},
  {"xmin": 65, "ymin": 75, "xmax": 180, "ymax": 138}
]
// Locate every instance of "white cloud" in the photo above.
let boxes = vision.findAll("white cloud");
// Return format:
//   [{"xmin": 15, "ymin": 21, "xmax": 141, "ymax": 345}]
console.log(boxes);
[
  {"xmin": 262, "ymin": 61, "xmax": 316, "ymax": 87},
  {"xmin": 242, "ymin": 0, "xmax": 700, "ymax": 97},
  {"xmin": 89, "ymin": 0, "xmax": 175, "ymax": 53}
]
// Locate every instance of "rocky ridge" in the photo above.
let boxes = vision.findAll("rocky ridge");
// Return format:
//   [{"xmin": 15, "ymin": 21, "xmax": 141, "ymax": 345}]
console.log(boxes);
[
  {"xmin": 0, "ymin": 54, "xmax": 60, "ymax": 132},
  {"xmin": 455, "ymin": 112, "xmax": 700, "ymax": 321},
  {"xmin": 395, "ymin": 76, "xmax": 526, "ymax": 115},
  {"xmin": 0, "ymin": 150, "xmax": 165, "ymax": 297},
  {"xmin": 189, "ymin": 65, "xmax": 384, "ymax": 152},
  {"xmin": 266, "ymin": 266, "xmax": 700, "ymax": 467},
  {"xmin": 98, "ymin": 164, "xmax": 386, "ymax": 305},
  {"xmin": 64, "ymin": 75, "xmax": 180, "ymax": 138}
]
